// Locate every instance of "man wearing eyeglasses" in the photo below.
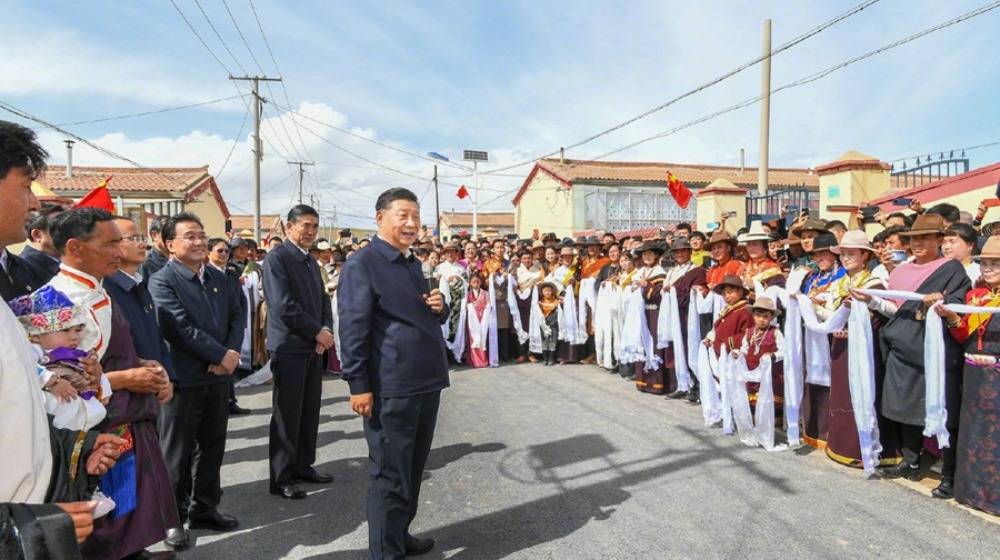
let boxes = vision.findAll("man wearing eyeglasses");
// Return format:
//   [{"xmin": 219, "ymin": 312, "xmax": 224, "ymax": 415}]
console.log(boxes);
[
  {"xmin": 149, "ymin": 212, "xmax": 245, "ymax": 550},
  {"xmin": 208, "ymin": 237, "xmax": 251, "ymax": 415}
]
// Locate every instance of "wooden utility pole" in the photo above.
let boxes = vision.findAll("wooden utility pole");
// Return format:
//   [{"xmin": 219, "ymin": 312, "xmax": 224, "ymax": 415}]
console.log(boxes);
[
  {"xmin": 758, "ymin": 20, "xmax": 772, "ymax": 196},
  {"xmin": 230, "ymin": 75, "xmax": 282, "ymax": 242}
]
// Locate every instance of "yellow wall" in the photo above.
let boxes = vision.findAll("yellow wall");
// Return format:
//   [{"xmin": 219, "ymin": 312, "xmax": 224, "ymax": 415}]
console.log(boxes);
[
  {"xmin": 819, "ymin": 167, "xmax": 890, "ymax": 227},
  {"xmin": 515, "ymin": 172, "xmax": 576, "ymax": 238},
  {"xmin": 186, "ymin": 189, "xmax": 228, "ymax": 239},
  {"xmin": 696, "ymin": 190, "xmax": 745, "ymax": 233}
]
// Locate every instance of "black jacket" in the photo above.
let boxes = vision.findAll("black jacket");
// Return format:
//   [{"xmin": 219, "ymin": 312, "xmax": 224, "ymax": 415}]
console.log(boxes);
[
  {"xmin": 0, "ymin": 250, "xmax": 41, "ymax": 301},
  {"xmin": 149, "ymin": 261, "xmax": 244, "ymax": 387},
  {"xmin": 338, "ymin": 236, "xmax": 450, "ymax": 398},
  {"xmin": 103, "ymin": 271, "xmax": 176, "ymax": 379},
  {"xmin": 262, "ymin": 240, "xmax": 332, "ymax": 354},
  {"xmin": 17, "ymin": 245, "xmax": 60, "ymax": 287},
  {"xmin": 137, "ymin": 248, "xmax": 169, "ymax": 281}
]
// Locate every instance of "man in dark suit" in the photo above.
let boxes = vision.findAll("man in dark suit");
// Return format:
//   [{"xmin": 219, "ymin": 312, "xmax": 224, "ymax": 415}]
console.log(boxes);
[
  {"xmin": 18, "ymin": 202, "xmax": 63, "ymax": 287},
  {"xmin": 263, "ymin": 205, "xmax": 334, "ymax": 500},
  {"xmin": 149, "ymin": 212, "xmax": 244, "ymax": 547},
  {"xmin": 339, "ymin": 188, "xmax": 450, "ymax": 559},
  {"xmin": 138, "ymin": 217, "xmax": 169, "ymax": 280}
]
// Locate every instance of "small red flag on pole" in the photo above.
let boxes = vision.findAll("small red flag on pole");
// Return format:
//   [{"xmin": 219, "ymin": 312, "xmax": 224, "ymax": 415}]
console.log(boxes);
[
  {"xmin": 457, "ymin": 185, "xmax": 470, "ymax": 199},
  {"xmin": 73, "ymin": 176, "xmax": 116, "ymax": 212},
  {"xmin": 666, "ymin": 171, "xmax": 692, "ymax": 209}
]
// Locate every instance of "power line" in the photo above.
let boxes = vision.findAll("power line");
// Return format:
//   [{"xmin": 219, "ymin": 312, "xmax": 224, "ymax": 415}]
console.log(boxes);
[
  {"xmin": 168, "ymin": 0, "xmax": 232, "ymax": 74},
  {"xmin": 41, "ymin": 95, "xmax": 245, "ymax": 128},
  {"xmin": 192, "ymin": 0, "xmax": 249, "ymax": 75},
  {"xmin": 214, "ymin": 103, "xmax": 251, "ymax": 180},
  {"xmin": 481, "ymin": 0, "xmax": 882, "ymax": 175}
]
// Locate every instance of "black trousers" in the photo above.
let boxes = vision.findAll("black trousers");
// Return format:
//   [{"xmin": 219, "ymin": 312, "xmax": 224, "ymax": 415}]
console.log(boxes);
[
  {"xmin": 896, "ymin": 421, "xmax": 959, "ymax": 479},
  {"xmin": 363, "ymin": 391, "xmax": 441, "ymax": 560},
  {"xmin": 269, "ymin": 351, "xmax": 323, "ymax": 488},
  {"xmin": 158, "ymin": 382, "xmax": 229, "ymax": 523},
  {"xmin": 497, "ymin": 328, "xmax": 510, "ymax": 361}
]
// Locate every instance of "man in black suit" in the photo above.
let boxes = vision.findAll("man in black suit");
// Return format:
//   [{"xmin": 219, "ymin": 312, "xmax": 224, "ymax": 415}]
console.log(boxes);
[
  {"xmin": 18, "ymin": 202, "xmax": 63, "ymax": 287},
  {"xmin": 339, "ymin": 188, "xmax": 450, "ymax": 559},
  {"xmin": 149, "ymin": 212, "xmax": 244, "ymax": 547},
  {"xmin": 262, "ymin": 205, "xmax": 334, "ymax": 500},
  {"xmin": 138, "ymin": 217, "xmax": 169, "ymax": 280}
]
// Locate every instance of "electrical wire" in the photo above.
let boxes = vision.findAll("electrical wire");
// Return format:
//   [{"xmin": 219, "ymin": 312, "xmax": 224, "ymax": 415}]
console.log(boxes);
[
  {"xmin": 43, "ymin": 95, "xmax": 245, "ymax": 128},
  {"xmin": 168, "ymin": 0, "xmax": 232, "ymax": 74},
  {"xmin": 214, "ymin": 104, "xmax": 250, "ymax": 180},
  {"xmin": 888, "ymin": 140, "xmax": 1000, "ymax": 164},
  {"xmin": 481, "ymin": 0, "xmax": 883, "ymax": 175},
  {"xmin": 192, "ymin": 0, "xmax": 249, "ymax": 76}
]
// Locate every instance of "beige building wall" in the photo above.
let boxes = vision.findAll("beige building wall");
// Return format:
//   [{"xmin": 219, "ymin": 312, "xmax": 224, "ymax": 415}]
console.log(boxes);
[
  {"xmin": 515, "ymin": 172, "xmax": 576, "ymax": 238},
  {"xmin": 186, "ymin": 188, "xmax": 228, "ymax": 238},
  {"xmin": 695, "ymin": 179, "xmax": 747, "ymax": 233},
  {"xmin": 819, "ymin": 168, "xmax": 891, "ymax": 226}
]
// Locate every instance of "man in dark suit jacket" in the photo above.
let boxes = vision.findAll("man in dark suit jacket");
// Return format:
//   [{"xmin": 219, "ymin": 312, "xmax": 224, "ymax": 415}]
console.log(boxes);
[
  {"xmin": 339, "ymin": 188, "xmax": 450, "ymax": 559},
  {"xmin": 18, "ymin": 202, "xmax": 63, "ymax": 288},
  {"xmin": 138, "ymin": 217, "xmax": 169, "ymax": 280},
  {"xmin": 0, "ymin": 248, "xmax": 40, "ymax": 300},
  {"xmin": 262, "ymin": 205, "xmax": 334, "ymax": 500},
  {"xmin": 149, "ymin": 212, "xmax": 244, "ymax": 545}
]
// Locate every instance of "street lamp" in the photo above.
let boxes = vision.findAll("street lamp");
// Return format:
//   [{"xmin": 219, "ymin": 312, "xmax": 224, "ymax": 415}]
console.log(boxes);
[{"xmin": 463, "ymin": 150, "xmax": 489, "ymax": 236}]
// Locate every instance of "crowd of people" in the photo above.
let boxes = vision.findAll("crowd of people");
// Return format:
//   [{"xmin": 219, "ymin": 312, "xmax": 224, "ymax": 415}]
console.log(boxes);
[{"xmin": 3, "ymin": 114, "xmax": 1000, "ymax": 560}]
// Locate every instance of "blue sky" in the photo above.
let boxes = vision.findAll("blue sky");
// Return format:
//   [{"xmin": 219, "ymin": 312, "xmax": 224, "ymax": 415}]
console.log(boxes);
[{"xmin": 2, "ymin": 0, "xmax": 998, "ymax": 228}]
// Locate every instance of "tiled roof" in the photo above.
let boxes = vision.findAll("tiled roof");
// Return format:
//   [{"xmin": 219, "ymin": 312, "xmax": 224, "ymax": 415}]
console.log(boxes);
[
  {"xmin": 440, "ymin": 212, "xmax": 515, "ymax": 227},
  {"xmin": 230, "ymin": 214, "xmax": 282, "ymax": 232},
  {"xmin": 38, "ymin": 166, "xmax": 210, "ymax": 194},
  {"xmin": 514, "ymin": 158, "xmax": 818, "ymax": 205}
]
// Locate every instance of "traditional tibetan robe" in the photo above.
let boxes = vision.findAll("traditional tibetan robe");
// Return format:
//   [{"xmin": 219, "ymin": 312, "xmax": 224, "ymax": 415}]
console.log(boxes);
[
  {"xmin": 633, "ymin": 265, "xmax": 667, "ymax": 394},
  {"xmin": 706, "ymin": 258, "xmax": 745, "ymax": 290},
  {"xmin": 465, "ymin": 287, "xmax": 491, "ymax": 368},
  {"xmin": 515, "ymin": 264, "xmax": 542, "ymax": 337},
  {"xmin": 539, "ymin": 296, "xmax": 560, "ymax": 351},
  {"xmin": 739, "ymin": 325, "xmax": 784, "ymax": 413},
  {"xmin": 741, "ymin": 257, "xmax": 785, "ymax": 297},
  {"xmin": 799, "ymin": 265, "xmax": 847, "ymax": 450},
  {"xmin": 551, "ymin": 262, "xmax": 584, "ymax": 363},
  {"xmin": 483, "ymin": 256, "xmax": 505, "ymax": 280},
  {"xmin": 46, "ymin": 265, "xmax": 112, "ymax": 360},
  {"xmin": 662, "ymin": 262, "xmax": 707, "ymax": 382},
  {"xmin": 824, "ymin": 271, "xmax": 902, "ymax": 468},
  {"xmin": 948, "ymin": 287, "xmax": 1000, "ymax": 515},
  {"xmin": 707, "ymin": 301, "xmax": 753, "ymax": 357}
]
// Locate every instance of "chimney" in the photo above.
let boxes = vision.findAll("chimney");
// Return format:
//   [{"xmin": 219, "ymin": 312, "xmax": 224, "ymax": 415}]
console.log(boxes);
[
  {"xmin": 560, "ymin": 147, "xmax": 564, "ymax": 164},
  {"xmin": 740, "ymin": 148, "xmax": 745, "ymax": 174},
  {"xmin": 64, "ymin": 140, "xmax": 75, "ymax": 178}
]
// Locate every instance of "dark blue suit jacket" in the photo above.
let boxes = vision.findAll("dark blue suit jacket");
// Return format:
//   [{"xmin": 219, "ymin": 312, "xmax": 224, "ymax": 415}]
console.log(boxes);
[
  {"xmin": 262, "ymin": 240, "xmax": 332, "ymax": 354},
  {"xmin": 102, "ymin": 270, "xmax": 176, "ymax": 379},
  {"xmin": 338, "ymin": 236, "xmax": 450, "ymax": 398},
  {"xmin": 18, "ymin": 246, "xmax": 60, "ymax": 288},
  {"xmin": 149, "ymin": 260, "xmax": 244, "ymax": 388}
]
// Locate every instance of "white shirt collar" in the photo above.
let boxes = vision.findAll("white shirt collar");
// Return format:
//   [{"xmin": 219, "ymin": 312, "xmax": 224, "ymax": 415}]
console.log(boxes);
[
  {"xmin": 0, "ymin": 249, "xmax": 8, "ymax": 273},
  {"xmin": 58, "ymin": 263, "xmax": 102, "ymax": 290}
]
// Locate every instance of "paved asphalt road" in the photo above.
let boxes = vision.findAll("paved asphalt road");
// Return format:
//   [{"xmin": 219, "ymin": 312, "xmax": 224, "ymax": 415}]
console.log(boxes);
[{"xmin": 162, "ymin": 363, "xmax": 1000, "ymax": 560}]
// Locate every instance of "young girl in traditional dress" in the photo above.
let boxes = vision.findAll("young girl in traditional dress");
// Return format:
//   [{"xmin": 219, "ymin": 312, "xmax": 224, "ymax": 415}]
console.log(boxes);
[
  {"xmin": 465, "ymin": 272, "xmax": 491, "ymax": 368},
  {"xmin": 538, "ymin": 282, "xmax": 561, "ymax": 366},
  {"xmin": 703, "ymin": 275, "xmax": 754, "ymax": 358}
]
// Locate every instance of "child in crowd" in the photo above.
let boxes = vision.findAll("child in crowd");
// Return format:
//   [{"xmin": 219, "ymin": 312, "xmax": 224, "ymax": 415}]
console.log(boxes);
[
  {"xmin": 538, "ymin": 282, "xmax": 561, "ymax": 366},
  {"xmin": 9, "ymin": 285, "xmax": 112, "ymax": 431},
  {"xmin": 735, "ymin": 296, "xmax": 785, "ymax": 414},
  {"xmin": 703, "ymin": 274, "xmax": 754, "ymax": 357}
]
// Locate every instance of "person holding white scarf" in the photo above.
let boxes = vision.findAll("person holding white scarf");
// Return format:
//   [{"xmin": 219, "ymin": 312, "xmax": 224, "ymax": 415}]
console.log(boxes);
[
  {"xmin": 852, "ymin": 214, "xmax": 970, "ymax": 484},
  {"xmin": 631, "ymin": 241, "xmax": 668, "ymax": 394},
  {"xmin": 549, "ymin": 245, "xmax": 583, "ymax": 365},
  {"xmin": 662, "ymin": 238, "xmax": 707, "ymax": 401}
]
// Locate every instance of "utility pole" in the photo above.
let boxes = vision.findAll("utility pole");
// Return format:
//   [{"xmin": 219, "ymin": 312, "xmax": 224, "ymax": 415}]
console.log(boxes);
[
  {"xmin": 433, "ymin": 164, "xmax": 440, "ymax": 237},
  {"xmin": 230, "ymin": 75, "xmax": 282, "ymax": 242},
  {"xmin": 758, "ymin": 20, "xmax": 772, "ymax": 196},
  {"xmin": 289, "ymin": 160, "xmax": 314, "ymax": 205}
]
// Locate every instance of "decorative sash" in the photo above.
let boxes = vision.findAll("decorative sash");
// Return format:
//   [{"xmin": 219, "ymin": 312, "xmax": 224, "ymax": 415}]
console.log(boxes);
[
  {"xmin": 528, "ymin": 288, "xmax": 545, "ymax": 353},
  {"xmin": 656, "ymin": 288, "xmax": 693, "ymax": 390},
  {"xmin": 507, "ymin": 278, "xmax": 529, "ymax": 345},
  {"xmin": 486, "ymin": 280, "xmax": 499, "ymax": 367},
  {"xmin": 558, "ymin": 288, "xmax": 580, "ymax": 343},
  {"xmin": 697, "ymin": 342, "xmax": 723, "ymax": 426},
  {"xmin": 594, "ymin": 282, "xmax": 616, "ymax": 369},
  {"xmin": 466, "ymin": 290, "xmax": 490, "ymax": 351},
  {"xmin": 847, "ymin": 298, "xmax": 882, "ymax": 477},
  {"xmin": 619, "ymin": 288, "xmax": 661, "ymax": 371},
  {"xmin": 795, "ymin": 294, "xmax": 850, "ymax": 387},
  {"xmin": 728, "ymin": 354, "xmax": 784, "ymax": 451},
  {"xmin": 576, "ymin": 277, "xmax": 598, "ymax": 344}
]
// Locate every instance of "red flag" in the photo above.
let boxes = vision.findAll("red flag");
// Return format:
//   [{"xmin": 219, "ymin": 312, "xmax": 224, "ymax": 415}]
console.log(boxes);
[
  {"xmin": 457, "ymin": 185, "xmax": 470, "ymax": 199},
  {"xmin": 73, "ymin": 176, "xmax": 116, "ymax": 212},
  {"xmin": 666, "ymin": 171, "xmax": 692, "ymax": 209}
]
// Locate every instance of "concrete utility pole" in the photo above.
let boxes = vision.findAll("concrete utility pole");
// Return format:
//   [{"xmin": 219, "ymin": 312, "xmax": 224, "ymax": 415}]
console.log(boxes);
[
  {"xmin": 758, "ymin": 20, "xmax": 772, "ymax": 196},
  {"xmin": 288, "ymin": 160, "xmax": 314, "ymax": 205},
  {"xmin": 433, "ymin": 164, "xmax": 440, "ymax": 236},
  {"xmin": 230, "ymin": 75, "xmax": 282, "ymax": 242}
]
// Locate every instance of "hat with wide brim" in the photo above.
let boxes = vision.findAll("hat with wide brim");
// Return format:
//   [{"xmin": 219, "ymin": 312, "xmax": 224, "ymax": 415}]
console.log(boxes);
[
  {"xmin": 669, "ymin": 237, "xmax": 693, "ymax": 252},
  {"xmin": 738, "ymin": 220, "xmax": 771, "ymax": 244},
  {"xmin": 574, "ymin": 236, "xmax": 588, "ymax": 245},
  {"xmin": 707, "ymin": 229, "xmax": 738, "ymax": 249},
  {"xmin": 713, "ymin": 274, "xmax": 748, "ymax": 295},
  {"xmin": 831, "ymin": 230, "xmax": 876, "ymax": 254},
  {"xmin": 973, "ymin": 236, "xmax": 1000, "ymax": 260},
  {"xmin": 441, "ymin": 243, "xmax": 460, "ymax": 253},
  {"xmin": 585, "ymin": 235, "xmax": 602, "ymax": 246},
  {"xmin": 635, "ymin": 240, "xmax": 665, "ymax": 257},
  {"xmin": 559, "ymin": 246, "xmax": 576, "ymax": 257},
  {"xmin": 537, "ymin": 281, "xmax": 560, "ymax": 294},
  {"xmin": 899, "ymin": 213, "xmax": 946, "ymax": 237},
  {"xmin": 807, "ymin": 232, "xmax": 839, "ymax": 254},
  {"xmin": 782, "ymin": 230, "xmax": 803, "ymax": 246},
  {"xmin": 531, "ymin": 240, "xmax": 545, "ymax": 249},
  {"xmin": 750, "ymin": 296, "xmax": 781, "ymax": 316}
]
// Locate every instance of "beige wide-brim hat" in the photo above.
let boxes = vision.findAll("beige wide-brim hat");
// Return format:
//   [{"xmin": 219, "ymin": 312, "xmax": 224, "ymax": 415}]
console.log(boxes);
[
  {"xmin": 531, "ymin": 240, "xmax": 545, "ymax": 249},
  {"xmin": 973, "ymin": 236, "xmax": 1000, "ymax": 260},
  {"xmin": 899, "ymin": 213, "xmax": 945, "ymax": 237},
  {"xmin": 738, "ymin": 220, "xmax": 771, "ymax": 244},
  {"xmin": 831, "ymin": 230, "xmax": 877, "ymax": 254},
  {"xmin": 749, "ymin": 296, "xmax": 781, "ymax": 316},
  {"xmin": 559, "ymin": 246, "xmax": 576, "ymax": 257}
]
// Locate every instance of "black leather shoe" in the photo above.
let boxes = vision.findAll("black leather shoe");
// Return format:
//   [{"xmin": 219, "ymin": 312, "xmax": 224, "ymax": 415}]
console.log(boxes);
[
  {"xmin": 931, "ymin": 478, "xmax": 954, "ymax": 499},
  {"xmin": 138, "ymin": 550, "xmax": 178, "ymax": 560},
  {"xmin": 229, "ymin": 403, "xmax": 251, "ymax": 415},
  {"xmin": 405, "ymin": 534, "xmax": 435, "ymax": 556},
  {"xmin": 270, "ymin": 484, "xmax": 308, "ymax": 499},
  {"xmin": 665, "ymin": 389, "xmax": 688, "ymax": 400},
  {"xmin": 163, "ymin": 528, "xmax": 190, "ymax": 551},
  {"xmin": 879, "ymin": 462, "xmax": 921, "ymax": 480},
  {"xmin": 294, "ymin": 471, "xmax": 334, "ymax": 484},
  {"xmin": 686, "ymin": 388, "xmax": 700, "ymax": 403},
  {"xmin": 188, "ymin": 510, "xmax": 239, "ymax": 532}
]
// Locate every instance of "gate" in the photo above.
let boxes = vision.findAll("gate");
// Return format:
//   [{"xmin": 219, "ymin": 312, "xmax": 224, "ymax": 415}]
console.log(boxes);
[
  {"xmin": 745, "ymin": 185, "xmax": 816, "ymax": 228},
  {"xmin": 890, "ymin": 151, "xmax": 969, "ymax": 190}
]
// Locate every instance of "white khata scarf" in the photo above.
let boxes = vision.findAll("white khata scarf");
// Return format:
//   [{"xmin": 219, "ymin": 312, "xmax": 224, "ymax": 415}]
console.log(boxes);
[
  {"xmin": 594, "ymin": 282, "xmax": 616, "ymax": 369},
  {"xmin": 508, "ymin": 278, "xmax": 530, "ymax": 345},
  {"xmin": 576, "ymin": 277, "xmax": 597, "ymax": 345},
  {"xmin": 728, "ymin": 354, "xmax": 784, "ymax": 451},
  {"xmin": 619, "ymin": 288, "xmax": 661, "ymax": 371},
  {"xmin": 558, "ymin": 287, "xmax": 580, "ymax": 344},
  {"xmin": 656, "ymin": 288, "xmax": 693, "ymax": 391},
  {"xmin": 487, "ymin": 277, "xmax": 500, "ymax": 367}
]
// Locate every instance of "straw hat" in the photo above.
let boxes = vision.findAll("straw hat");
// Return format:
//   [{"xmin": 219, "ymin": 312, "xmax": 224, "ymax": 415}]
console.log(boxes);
[
  {"xmin": 707, "ymin": 229, "xmax": 738, "ymax": 249},
  {"xmin": 749, "ymin": 296, "xmax": 781, "ymax": 316},
  {"xmin": 713, "ymin": 274, "xmax": 748, "ymax": 295},
  {"xmin": 899, "ymin": 213, "xmax": 945, "ymax": 237},
  {"xmin": 738, "ymin": 220, "xmax": 771, "ymax": 244},
  {"xmin": 973, "ymin": 236, "xmax": 1000, "ymax": 260},
  {"xmin": 831, "ymin": 230, "xmax": 876, "ymax": 254}
]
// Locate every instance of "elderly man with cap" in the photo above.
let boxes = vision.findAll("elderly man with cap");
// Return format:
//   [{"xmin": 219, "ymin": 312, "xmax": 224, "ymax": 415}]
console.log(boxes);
[
  {"xmin": 853, "ymin": 214, "xmax": 970, "ymax": 496},
  {"xmin": 662, "ymin": 237, "xmax": 708, "ymax": 400},
  {"xmin": 579, "ymin": 236, "xmax": 611, "ymax": 364}
]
